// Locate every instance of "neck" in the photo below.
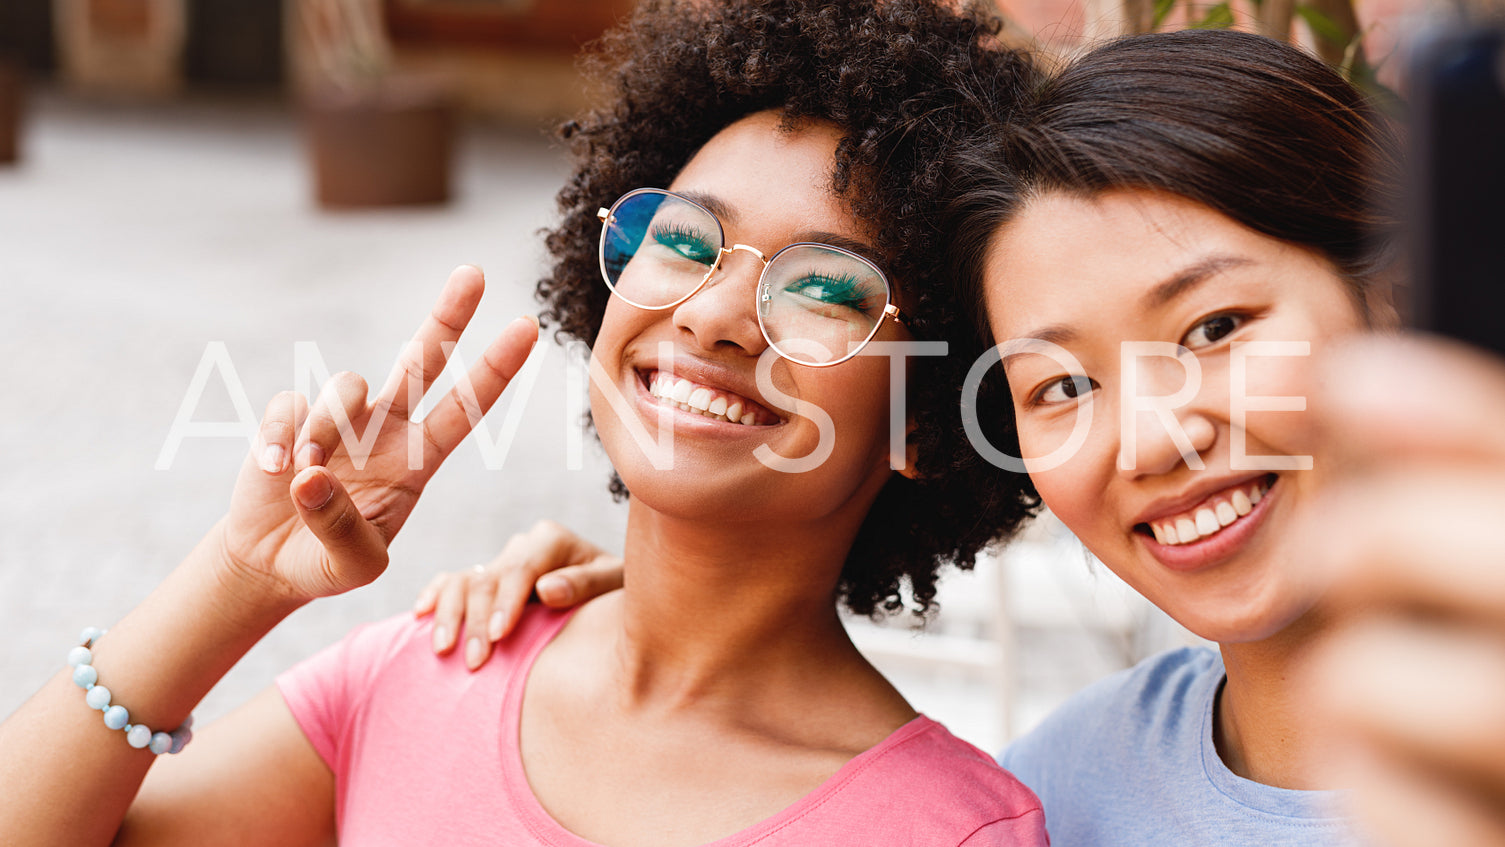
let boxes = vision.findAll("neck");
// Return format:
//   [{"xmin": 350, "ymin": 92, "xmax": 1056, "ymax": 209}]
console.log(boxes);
[
  {"xmin": 1214, "ymin": 611, "xmax": 1341, "ymax": 790},
  {"xmin": 603, "ymin": 493, "xmax": 877, "ymax": 711}
]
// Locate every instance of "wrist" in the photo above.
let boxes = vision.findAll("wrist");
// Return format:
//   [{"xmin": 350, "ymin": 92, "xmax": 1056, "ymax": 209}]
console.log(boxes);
[{"xmin": 201, "ymin": 519, "xmax": 310, "ymax": 627}]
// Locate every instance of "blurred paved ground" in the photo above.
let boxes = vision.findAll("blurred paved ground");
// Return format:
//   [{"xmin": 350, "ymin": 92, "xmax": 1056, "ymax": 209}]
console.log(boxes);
[{"xmin": 0, "ymin": 90, "xmax": 1186, "ymax": 755}]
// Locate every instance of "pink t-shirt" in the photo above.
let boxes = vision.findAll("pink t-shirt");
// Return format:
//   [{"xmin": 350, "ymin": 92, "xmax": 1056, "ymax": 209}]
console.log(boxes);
[{"xmin": 277, "ymin": 608, "xmax": 1048, "ymax": 846}]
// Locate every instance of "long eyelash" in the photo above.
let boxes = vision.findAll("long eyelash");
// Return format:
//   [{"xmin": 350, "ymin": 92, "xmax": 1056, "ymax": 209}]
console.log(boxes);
[
  {"xmin": 794, "ymin": 271, "xmax": 878, "ymax": 308},
  {"xmin": 650, "ymin": 222, "xmax": 709, "ymax": 240}
]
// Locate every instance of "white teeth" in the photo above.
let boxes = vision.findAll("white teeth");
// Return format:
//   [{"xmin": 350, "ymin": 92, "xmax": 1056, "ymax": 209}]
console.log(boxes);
[
  {"xmin": 1215, "ymin": 501, "xmax": 1237, "ymax": 527},
  {"xmin": 1149, "ymin": 479, "xmax": 1273, "ymax": 546},
  {"xmin": 644, "ymin": 372, "xmax": 767, "ymax": 427},
  {"xmin": 1232, "ymin": 489, "xmax": 1252, "ymax": 516},
  {"xmin": 1176, "ymin": 518, "xmax": 1199, "ymax": 544}
]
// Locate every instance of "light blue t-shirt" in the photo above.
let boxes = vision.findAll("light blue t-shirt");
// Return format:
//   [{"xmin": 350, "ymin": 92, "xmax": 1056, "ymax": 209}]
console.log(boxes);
[{"xmin": 999, "ymin": 647, "xmax": 1361, "ymax": 847}]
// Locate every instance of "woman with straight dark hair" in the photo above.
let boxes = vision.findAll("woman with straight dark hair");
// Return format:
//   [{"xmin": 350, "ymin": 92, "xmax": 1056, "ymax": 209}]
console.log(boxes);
[{"xmin": 942, "ymin": 28, "xmax": 1400, "ymax": 846}]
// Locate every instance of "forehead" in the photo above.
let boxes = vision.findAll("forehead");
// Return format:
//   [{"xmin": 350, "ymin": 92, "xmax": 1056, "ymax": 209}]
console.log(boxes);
[
  {"xmin": 983, "ymin": 190, "xmax": 1290, "ymax": 334},
  {"xmin": 668, "ymin": 111, "xmax": 871, "ymax": 245}
]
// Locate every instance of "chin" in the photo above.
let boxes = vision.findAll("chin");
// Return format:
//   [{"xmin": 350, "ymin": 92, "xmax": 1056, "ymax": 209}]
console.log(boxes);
[{"xmin": 1169, "ymin": 590, "xmax": 1319, "ymax": 646}]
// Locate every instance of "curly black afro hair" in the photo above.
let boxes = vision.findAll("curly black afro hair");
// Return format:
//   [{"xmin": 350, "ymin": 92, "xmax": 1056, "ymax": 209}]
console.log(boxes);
[{"xmin": 537, "ymin": 0, "xmax": 1042, "ymax": 619}]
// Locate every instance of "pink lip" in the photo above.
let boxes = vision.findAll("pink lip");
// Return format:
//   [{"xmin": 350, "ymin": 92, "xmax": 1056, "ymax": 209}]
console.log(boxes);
[
  {"xmin": 1137, "ymin": 475, "xmax": 1279, "ymax": 572},
  {"xmin": 1131, "ymin": 472, "xmax": 1272, "ymax": 527}
]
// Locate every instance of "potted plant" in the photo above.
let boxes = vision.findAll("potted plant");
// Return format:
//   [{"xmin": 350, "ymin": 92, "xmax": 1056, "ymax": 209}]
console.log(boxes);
[
  {"xmin": 295, "ymin": 0, "xmax": 454, "ymax": 207},
  {"xmin": 52, "ymin": 0, "xmax": 187, "ymax": 97}
]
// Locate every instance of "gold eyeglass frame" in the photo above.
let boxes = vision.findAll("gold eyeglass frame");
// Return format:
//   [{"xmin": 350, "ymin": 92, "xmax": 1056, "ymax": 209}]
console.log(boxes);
[{"xmin": 596, "ymin": 187, "xmax": 905, "ymax": 368}]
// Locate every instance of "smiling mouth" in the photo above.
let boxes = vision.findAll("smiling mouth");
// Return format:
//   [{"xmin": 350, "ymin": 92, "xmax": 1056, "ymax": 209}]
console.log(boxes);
[
  {"xmin": 1137, "ymin": 474, "xmax": 1277, "ymax": 546},
  {"xmin": 642, "ymin": 370, "xmax": 778, "ymax": 426}
]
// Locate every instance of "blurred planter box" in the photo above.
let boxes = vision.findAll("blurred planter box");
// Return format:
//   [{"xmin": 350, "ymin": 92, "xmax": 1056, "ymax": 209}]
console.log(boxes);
[
  {"xmin": 0, "ymin": 56, "xmax": 21, "ymax": 164},
  {"xmin": 53, "ymin": 0, "xmax": 186, "ymax": 97},
  {"xmin": 304, "ymin": 77, "xmax": 454, "ymax": 207}
]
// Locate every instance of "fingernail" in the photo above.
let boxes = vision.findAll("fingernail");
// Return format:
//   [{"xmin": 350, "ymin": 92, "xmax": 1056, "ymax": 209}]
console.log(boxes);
[
  {"xmin": 294, "ymin": 471, "xmax": 334, "ymax": 510},
  {"xmin": 467, "ymin": 263, "xmax": 484, "ymax": 275},
  {"xmin": 261, "ymin": 444, "xmax": 286, "ymax": 474},
  {"xmin": 413, "ymin": 590, "xmax": 435, "ymax": 614},
  {"xmin": 465, "ymin": 637, "xmax": 485, "ymax": 669},
  {"xmin": 488, "ymin": 611, "xmax": 505, "ymax": 640},
  {"xmin": 432, "ymin": 625, "xmax": 449, "ymax": 653},
  {"xmin": 537, "ymin": 575, "xmax": 572, "ymax": 605},
  {"xmin": 299, "ymin": 443, "xmax": 325, "ymax": 468}
]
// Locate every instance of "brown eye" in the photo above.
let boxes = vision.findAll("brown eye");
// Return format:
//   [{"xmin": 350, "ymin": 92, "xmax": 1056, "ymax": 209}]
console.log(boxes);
[
  {"xmin": 1184, "ymin": 313, "xmax": 1244, "ymax": 349},
  {"xmin": 1034, "ymin": 375, "xmax": 1096, "ymax": 406}
]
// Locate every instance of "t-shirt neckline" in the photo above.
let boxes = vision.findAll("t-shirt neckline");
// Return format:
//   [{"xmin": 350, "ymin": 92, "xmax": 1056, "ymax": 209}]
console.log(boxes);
[{"xmin": 496, "ymin": 607, "xmax": 935, "ymax": 847}]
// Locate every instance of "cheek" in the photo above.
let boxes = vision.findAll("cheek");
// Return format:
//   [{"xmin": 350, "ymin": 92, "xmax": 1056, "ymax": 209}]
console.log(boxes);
[{"xmin": 1226, "ymin": 344, "xmax": 1318, "ymax": 457}]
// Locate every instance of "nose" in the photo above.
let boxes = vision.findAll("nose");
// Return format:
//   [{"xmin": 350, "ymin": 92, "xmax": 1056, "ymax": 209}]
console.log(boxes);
[
  {"xmin": 671, "ymin": 247, "xmax": 769, "ymax": 356},
  {"xmin": 1117, "ymin": 355, "xmax": 1218, "ymax": 479}
]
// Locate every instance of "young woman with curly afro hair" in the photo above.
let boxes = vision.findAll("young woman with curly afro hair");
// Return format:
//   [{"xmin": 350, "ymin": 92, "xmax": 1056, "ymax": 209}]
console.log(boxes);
[{"xmin": 0, "ymin": 1, "xmax": 1049, "ymax": 845}]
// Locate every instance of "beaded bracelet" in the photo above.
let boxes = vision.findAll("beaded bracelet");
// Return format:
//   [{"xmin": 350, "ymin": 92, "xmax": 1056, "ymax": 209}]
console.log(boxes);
[{"xmin": 67, "ymin": 627, "xmax": 194, "ymax": 755}]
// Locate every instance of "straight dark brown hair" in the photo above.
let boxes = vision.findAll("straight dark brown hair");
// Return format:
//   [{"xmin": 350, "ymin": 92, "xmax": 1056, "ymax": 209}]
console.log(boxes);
[{"xmin": 948, "ymin": 29, "xmax": 1402, "ymax": 340}]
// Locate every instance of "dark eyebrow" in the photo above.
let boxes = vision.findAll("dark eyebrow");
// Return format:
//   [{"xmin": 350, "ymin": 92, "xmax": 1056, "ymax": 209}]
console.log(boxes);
[
  {"xmin": 792, "ymin": 231, "xmax": 884, "ymax": 267},
  {"xmin": 1141, "ymin": 255, "xmax": 1253, "ymax": 310},
  {"xmin": 1004, "ymin": 255, "xmax": 1254, "ymax": 365},
  {"xmin": 676, "ymin": 191, "xmax": 737, "ymax": 226},
  {"xmin": 997, "ymin": 328, "xmax": 1078, "ymax": 366}
]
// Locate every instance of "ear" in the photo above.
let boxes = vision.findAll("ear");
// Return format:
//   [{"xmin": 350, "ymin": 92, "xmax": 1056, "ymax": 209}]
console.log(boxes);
[
  {"xmin": 893, "ymin": 415, "xmax": 922, "ymax": 480},
  {"xmin": 1363, "ymin": 269, "xmax": 1403, "ymax": 331}
]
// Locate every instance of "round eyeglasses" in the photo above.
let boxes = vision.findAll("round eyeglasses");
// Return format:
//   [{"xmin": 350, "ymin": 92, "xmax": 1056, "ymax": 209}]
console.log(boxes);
[{"xmin": 596, "ymin": 188, "xmax": 904, "ymax": 367}]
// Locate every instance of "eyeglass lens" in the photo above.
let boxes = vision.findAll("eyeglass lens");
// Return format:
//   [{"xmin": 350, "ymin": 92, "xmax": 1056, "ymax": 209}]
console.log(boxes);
[{"xmin": 601, "ymin": 190, "xmax": 891, "ymax": 365}]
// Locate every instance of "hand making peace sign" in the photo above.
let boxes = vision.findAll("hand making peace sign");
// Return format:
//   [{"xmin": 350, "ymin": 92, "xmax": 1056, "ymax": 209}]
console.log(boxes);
[{"xmin": 217, "ymin": 264, "xmax": 538, "ymax": 602}]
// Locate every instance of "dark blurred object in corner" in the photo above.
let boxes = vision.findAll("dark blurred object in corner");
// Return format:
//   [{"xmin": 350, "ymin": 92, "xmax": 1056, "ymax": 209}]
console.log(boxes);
[
  {"xmin": 0, "ymin": 54, "xmax": 22, "ymax": 165},
  {"xmin": 1406, "ymin": 22, "xmax": 1505, "ymax": 358}
]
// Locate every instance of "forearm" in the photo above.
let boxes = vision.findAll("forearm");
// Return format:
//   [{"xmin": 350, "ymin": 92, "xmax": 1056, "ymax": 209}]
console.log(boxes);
[{"xmin": 0, "ymin": 521, "xmax": 306, "ymax": 847}]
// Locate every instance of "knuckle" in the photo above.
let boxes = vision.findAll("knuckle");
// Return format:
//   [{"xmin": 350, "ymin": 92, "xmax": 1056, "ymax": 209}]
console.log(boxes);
[{"xmin": 323, "ymin": 501, "xmax": 361, "ymax": 539}]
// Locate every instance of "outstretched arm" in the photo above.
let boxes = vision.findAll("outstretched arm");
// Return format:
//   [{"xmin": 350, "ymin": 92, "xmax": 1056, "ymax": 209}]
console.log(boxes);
[
  {"xmin": 0, "ymin": 265, "xmax": 537, "ymax": 847},
  {"xmin": 1304, "ymin": 336, "xmax": 1505, "ymax": 846}
]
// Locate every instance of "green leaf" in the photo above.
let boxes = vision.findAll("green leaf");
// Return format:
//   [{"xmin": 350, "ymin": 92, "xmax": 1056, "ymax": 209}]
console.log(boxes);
[
  {"xmin": 1189, "ymin": 2, "xmax": 1234, "ymax": 29},
  {"xmin": 1153, "ymin": 0, "xmax": 1178, "ymax": 29},
  {"xmin": 1294, "ymin": 4, "xmax": 1348, "ymax": 46}
]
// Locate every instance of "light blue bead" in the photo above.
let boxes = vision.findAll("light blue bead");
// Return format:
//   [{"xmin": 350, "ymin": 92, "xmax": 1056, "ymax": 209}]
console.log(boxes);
[
  {"xmin": 181, "ymin": 714, "xmax": 194, "ymax": 731},
  {"xmin": 126, "ymin": 725, "xmax": 152, "ymax": 749},
  {"xmin": 85, "ymin": 686, "xmax": 111, "ymax": 710},
  {"xmin": 169, "ymin": 727, "xmax": 192, "ymax": 754},
  {"xmin": 66, "ymin": 646, "xmax": 92, "ymax": 668},
  {"xmin": 148, "ymin": 732, "xmax": 173, "ymax": 755},
  {"xmin": 103, "ymin": 705, "xmax": 128, "ymax": 730},
  {"xmin": 72, "ymin": 665, "xmax": 98, "ymax": 689},
  {"xmin": 79, "ymin": 627, "xmax": 105, "ymax": 644}
]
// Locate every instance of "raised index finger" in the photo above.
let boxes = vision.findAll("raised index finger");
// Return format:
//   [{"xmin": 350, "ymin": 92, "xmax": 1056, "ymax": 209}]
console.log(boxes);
[
  {"xmin": 420, "ymin": 314, "xmax": 539, "ymax": 467},
  {"xmin": 375, "ymin": 265, "xmax": 487, "ymax": 422}
]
